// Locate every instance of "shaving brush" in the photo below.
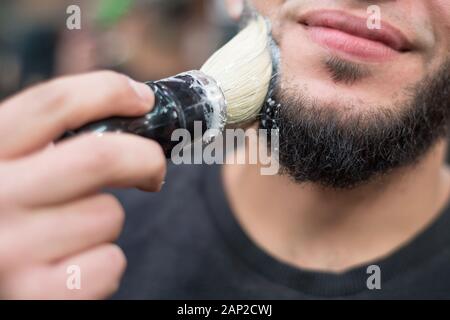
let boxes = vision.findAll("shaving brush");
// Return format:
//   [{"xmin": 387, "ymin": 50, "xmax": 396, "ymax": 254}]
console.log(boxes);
[
  {"xmin": 201, "ymin": 16, "xmax": 272, "ymax": 124},
  {"xmin": 61, "ymin": 16, "xmax": 274, "ymax": 156}
]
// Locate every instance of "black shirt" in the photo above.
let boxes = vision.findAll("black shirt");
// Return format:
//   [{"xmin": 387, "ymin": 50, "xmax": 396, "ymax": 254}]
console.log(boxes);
[{"xmin": 112, "ymin": 164, "xmax": 450, "ymax": 299}]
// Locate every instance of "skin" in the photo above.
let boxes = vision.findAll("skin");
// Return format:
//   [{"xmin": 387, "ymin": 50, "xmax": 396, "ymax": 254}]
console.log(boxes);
[
  {"xmin": 224, "ymin": 0, "xmax": 450, "ymax": 271},
  {"xmin": 0, "ymin": 71, "xmax": 166, "ymax": 299}
]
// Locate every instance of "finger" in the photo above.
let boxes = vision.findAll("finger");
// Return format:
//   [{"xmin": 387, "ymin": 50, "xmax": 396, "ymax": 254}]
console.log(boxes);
[
  {"xmin": 0, "ymin": 194, "xmax": 124, "ymax": 269},
  {"xmin": 0, "ymin": 244, "xmax": 126, "ymax": 299},
  {"xmin": 1, "ymin": 133, "xmax": 166, "ymax": 207},
  {"xmin": 0, "ymin": 71, "xmax": 154, "ymax": 159}
]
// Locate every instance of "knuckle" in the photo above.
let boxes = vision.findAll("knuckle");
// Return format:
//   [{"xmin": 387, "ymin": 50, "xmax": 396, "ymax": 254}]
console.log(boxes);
[
  {"xmin": 0, "ymin": 241, "xmax": 12, "ymax": 271},
  {"xmin": 95, "ymin": 71, "xmax": 138, "ymax": 103},
  {"xmin": 87, "ymin": 244, "xmax": 127, "ymax": 299},
  {"xmin": 0, "ymin": 174, "xmax": 9, "ymax": 209},
  {"xmin": 94, "ymin": 195, "xmax": 125, "ymax": 234},
  {"xmin": 33, "ymin": 71, "xmax": 132, "ymax": 122},
  {"xmin": 0, "ymin": 268, "xmax": 44, "ymax": 299},
  {"xmin": 148, "ymin": 141, "xmax": 166, "ymax": 172},
  {"xmin": 135, "ymin": 140, "xmax": 167, "ymax": 191},
  {"xmin": 76, "ymin": 137, "xmax": 120, "ymax": 173},
  {"xmin": 97, "ymin": 70, "xmax": 128, "ymax": 87},
  {"xmin": 108, "ymin": 281, "xmax": 121, "ymax": 297},
  {"xmin": 28, "ymin": 79, "xmax": 70, "ymax": 116},
  {"xmin": 95, "ymin": 70, "xmax": 124, "ymax": 80},
  {"xmin": 148, "ymin": 141, "xmax": 167, "ymax": 180},
  {"xmin": 105, "ymin": 244, "xmax": 127, "ymax": 273},
  {"xmin": 0, "ymin": 219, "xmax": 27, "ymax": 270},
  {"xmin": 0, "ymin": 165, "xmax": 21, "ymax": 210},
  {"xmin": 100, "ymin": 244, "xmax": 127, "ymax": 289}
]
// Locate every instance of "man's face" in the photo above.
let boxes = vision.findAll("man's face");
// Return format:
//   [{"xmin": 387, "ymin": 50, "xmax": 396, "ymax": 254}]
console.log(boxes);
[
  {"xmin": 248, "ymin": 0, "xmax": 450, "ymax": 112},
  {"xmin": 227, "ymin": 0, "xmax": 450, "ymax": 188}
]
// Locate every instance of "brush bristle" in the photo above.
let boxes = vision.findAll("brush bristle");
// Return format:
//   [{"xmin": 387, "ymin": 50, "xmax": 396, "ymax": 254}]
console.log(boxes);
[{"xmin": 201, "ymin": 16, "xmax": 272, "ymax": 125}]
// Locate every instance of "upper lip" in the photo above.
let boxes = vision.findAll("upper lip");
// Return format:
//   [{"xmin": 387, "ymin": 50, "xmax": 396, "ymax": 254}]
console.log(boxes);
[{"xmin": 298, "ymin": 10, "xmax": 413, "ymax": 52}]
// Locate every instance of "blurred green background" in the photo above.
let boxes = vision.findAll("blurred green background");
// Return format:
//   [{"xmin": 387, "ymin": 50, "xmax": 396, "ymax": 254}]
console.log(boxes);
[{"xmin": 0, "ymin": 0, "xmax": 238, "ymax": 99}]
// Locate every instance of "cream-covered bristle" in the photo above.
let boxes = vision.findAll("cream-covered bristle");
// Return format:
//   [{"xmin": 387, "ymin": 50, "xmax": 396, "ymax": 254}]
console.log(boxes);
[{"xmin": 201, "ymin": 16, "xmax": 272, "ymax": 125}]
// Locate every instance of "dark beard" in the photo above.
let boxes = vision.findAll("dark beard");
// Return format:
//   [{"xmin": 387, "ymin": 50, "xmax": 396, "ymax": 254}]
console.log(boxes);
[
  {"xmin": 324, "ymin": 56, "xmax": 371, "ymax": 84},
  {"xmin": 266, "ymin": 61, "xmax": 450, "ymax": 189}
]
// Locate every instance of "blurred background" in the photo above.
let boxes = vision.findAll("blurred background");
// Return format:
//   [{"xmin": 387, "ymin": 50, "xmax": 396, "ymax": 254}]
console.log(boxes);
[{"xmin": 0, "ymin": 0, "xmax": 238, "ymax": 99}]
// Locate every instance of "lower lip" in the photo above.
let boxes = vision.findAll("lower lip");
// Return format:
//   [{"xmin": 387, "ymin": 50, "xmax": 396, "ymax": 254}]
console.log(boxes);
[{"xmin": 305, "ymin": 26, "xmax": 399, "ymax": 62}]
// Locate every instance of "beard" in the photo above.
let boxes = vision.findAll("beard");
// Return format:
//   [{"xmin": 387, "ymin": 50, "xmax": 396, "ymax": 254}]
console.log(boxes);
[{"xmin": 263, "ymin": 60, "xmax": 450, "ymax": 189}]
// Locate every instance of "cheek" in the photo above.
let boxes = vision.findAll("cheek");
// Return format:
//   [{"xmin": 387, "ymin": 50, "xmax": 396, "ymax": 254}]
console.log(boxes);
[
  {"xmin": 432, "ymin": 0, "xmax": 450, "ymax": 19},
  {"xmin": 430, "ymin": 0, "xmax": 450, "ymax": 49}
]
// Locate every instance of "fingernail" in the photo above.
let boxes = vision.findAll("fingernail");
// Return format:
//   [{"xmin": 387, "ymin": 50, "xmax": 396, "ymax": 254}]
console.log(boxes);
[{"xmin": 129, "ymin": 79, "xmax": 154, "ymax": 105}]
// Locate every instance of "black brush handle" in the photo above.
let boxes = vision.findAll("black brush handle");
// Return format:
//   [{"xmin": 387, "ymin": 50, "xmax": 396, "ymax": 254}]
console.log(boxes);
[{"xmin": 60, "ymin": 72, "xmax": 213, "ymax": 157}]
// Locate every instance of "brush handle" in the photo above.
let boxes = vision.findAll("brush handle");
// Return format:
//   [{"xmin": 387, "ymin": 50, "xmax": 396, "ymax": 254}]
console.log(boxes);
[{"xmin": 60, "ymin": 71, "xmax": 227, "ymax": 157}]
